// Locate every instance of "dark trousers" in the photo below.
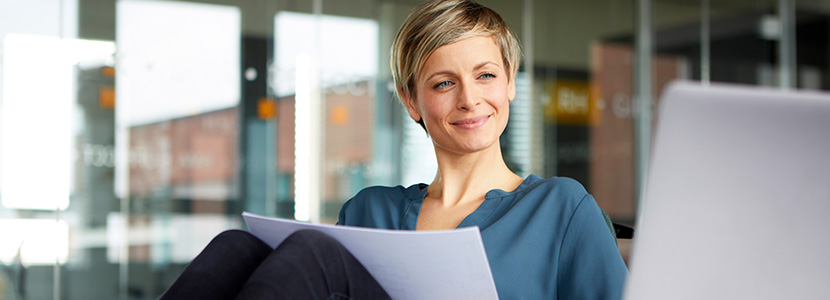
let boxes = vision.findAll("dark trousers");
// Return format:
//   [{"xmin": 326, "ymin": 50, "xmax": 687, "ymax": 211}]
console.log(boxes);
[{"xmin": 160, "ymin": 229, "xmax": 391, "ymax": 300}]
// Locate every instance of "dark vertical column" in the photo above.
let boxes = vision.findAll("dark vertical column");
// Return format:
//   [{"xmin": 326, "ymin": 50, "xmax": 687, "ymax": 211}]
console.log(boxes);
[{"xmin": 239, "ymin": 36, "xmax": 272, "ymax": 216}]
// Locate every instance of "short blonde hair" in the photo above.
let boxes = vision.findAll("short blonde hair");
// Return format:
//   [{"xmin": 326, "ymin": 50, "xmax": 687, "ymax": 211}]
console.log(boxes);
[{"xmin": 390, "ymin": 0, "xmax": 521, "ymax": 129}]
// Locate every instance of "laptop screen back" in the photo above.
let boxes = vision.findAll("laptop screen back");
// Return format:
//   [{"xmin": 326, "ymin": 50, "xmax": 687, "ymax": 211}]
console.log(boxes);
[{"xmin": 623, "ymin": 81, "xmax": 830, "ymax": 300}]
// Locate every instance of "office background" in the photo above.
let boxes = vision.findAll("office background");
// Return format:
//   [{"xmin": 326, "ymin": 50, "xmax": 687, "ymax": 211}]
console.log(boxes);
[{"xmin": 0, "ymin": 0, "xmax": 825, "ymax": 299}]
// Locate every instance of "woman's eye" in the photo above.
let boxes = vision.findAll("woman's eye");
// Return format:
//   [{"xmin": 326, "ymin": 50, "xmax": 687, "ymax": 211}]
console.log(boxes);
[
  {"xmin": 479, "ymin": 73, "xmax": 495, "ymax": 80},
  {"xmin": 434, "ymin": 80, "xmax": 452, "ymax": 89}
]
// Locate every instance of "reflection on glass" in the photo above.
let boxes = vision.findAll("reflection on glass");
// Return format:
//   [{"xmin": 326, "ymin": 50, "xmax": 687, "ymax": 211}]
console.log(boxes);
[
  {"xmin": 272, "ymin": 12, "xmax": 378, "ymax": 98},
  {"xmin": 114, "ymin": 1, "xmax": 242, "ymax": 298},
  {"xmin": 1, "ymin": 32, "xmax": 116, "ymax": 299},
  {"xmin": 0, "ymin": 219, "xmax": 69, "ymax": 266},
  {"xmin": 115, "ymin": 1, "xmax": 240, "ymax": 126},
  {"xmin": 105, "ymin": 213, "xmax": 240, "ymax": 264},
  {"xmin": 588, "ymin": 42, "xmax": 688, "ymax": 222},
  {"xmin": 273, "ymin": 11, "xmax": 379, "ymax": 223},
  {"xmin": 2, "ymin": 35, "xmax": 112, "ymax": 211},
  {"xmin": 115, "ymin": 0, "xmax": 241, "ymax": 233},
  {"xmin": 1, "ymin": 34, "xmax": 114, "ymax": 268}
]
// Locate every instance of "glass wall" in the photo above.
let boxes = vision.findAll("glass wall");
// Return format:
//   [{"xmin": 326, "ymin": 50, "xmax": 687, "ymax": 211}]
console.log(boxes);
[{"xmin": 0, "ymin": 0, "xmax": 827, "ymax": 298}]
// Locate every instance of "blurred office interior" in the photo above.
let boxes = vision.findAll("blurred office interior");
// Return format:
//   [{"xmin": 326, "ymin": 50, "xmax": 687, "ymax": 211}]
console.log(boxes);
[{"xmin": 0, "ymin": 0, "xmax": 826, "ymax": 298}]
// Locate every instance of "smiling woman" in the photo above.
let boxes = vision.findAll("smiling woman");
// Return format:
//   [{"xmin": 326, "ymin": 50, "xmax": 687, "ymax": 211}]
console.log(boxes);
[
  {"xmin": 404, "ymin": 36, "xmax": 515, "ymax": 156},
  {"xmin": 338, "ymin": 1, "xmax": 628, "ymax": 299},
  {"xmin": 399, "ymin": 35, "xmax": 523, "ymax": 231},
  {"xmin": 160, "ymin": 0, "xmax": 626, "ymax": 299}
]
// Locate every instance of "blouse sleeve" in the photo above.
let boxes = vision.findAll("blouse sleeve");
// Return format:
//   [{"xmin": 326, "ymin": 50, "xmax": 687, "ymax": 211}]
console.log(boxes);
[
  {"xmin": 336, "ymin": 199, "xmax": 350, "ymax": 225},
  {"xmin": 556, "ymin": 194, "xmax": 628, "ymax": 299}
]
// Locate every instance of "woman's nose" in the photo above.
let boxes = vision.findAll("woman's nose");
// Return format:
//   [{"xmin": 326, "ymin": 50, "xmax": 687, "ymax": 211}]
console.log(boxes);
[{"xmin": 456, "ymin": 83, "xmax": 480, "ymax": 110}]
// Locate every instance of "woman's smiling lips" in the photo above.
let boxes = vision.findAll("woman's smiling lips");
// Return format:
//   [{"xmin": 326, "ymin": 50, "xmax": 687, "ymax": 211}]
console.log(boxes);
[{"xmin": 450, "ymin": 114, "xmax": 491, "ymax": 129}]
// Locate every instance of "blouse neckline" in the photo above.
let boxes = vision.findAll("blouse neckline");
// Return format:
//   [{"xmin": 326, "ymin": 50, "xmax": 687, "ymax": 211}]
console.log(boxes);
[{"xmin": 401, "ymin": 174, "xmax": 541, "ymax": 230}]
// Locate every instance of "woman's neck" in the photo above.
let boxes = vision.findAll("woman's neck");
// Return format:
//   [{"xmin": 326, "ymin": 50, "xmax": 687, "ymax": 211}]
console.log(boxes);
[{"xmin": 427, "ymin": 142, "xmax": 523, "ymax": 207}]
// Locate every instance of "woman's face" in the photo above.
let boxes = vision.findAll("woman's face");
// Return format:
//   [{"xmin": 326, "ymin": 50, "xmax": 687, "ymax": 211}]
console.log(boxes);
[{"xmin": 404, "ymin": 36, "xmax": 516, "ymax": 156}]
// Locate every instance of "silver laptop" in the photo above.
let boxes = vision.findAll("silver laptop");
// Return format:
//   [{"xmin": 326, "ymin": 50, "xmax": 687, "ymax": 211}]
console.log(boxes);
[{"xmin": 623, "ymin": 81, "xmax": 830, "ymax": 300}]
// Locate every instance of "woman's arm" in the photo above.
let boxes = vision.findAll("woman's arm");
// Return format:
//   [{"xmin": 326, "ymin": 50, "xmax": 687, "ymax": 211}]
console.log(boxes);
[{"xmin": 557, "ymin": 194, "xmax": 628, "ymax": 300}]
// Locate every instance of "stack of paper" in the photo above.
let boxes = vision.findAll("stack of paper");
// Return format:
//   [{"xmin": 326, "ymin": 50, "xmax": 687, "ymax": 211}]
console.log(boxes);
[{"xmin": 243, "ymin": 212, "xmax": 498, "ymax": 300}]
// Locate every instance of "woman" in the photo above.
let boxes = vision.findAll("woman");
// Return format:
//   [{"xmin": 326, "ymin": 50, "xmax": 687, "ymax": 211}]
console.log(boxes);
[
  {"xmin": 338, "ymin": 0, "xmax": 627, "ymax": 298},
  {"xmin": 161, "ymin": 0, "xmax": 626, "ymax": 299}
]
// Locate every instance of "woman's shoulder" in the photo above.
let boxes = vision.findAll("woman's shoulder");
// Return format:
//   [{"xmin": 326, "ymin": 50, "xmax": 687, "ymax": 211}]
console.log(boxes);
[
  {"xmin": 351, "ymin": 183, "xmax": 426, "ymax": 202},
  {"xmin": 520, "ymin": 175, "xmax": 590, "ymax": 200},
  {"xmin": 504, "ymin": 175, "xmax": 596, "ymax": 218},
  {"xmin": 338, "ymin": 183, "xmax": 425, "ymax": 227},
  {"xmin": 342, "ymin": 183, "xmax": 425, "ymax": 211},
  {"xmin": 479, "ymin": 175, "xmax": 591, "ymax": 222}
]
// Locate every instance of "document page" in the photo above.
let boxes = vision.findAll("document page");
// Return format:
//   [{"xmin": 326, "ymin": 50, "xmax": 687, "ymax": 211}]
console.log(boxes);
[{"xmin": 242, "ymin": 212, "xmax": 499, "ymax": 300}]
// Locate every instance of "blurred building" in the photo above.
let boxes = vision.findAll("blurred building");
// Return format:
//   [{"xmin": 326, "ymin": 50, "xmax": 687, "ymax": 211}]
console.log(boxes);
[{"xmin": 128, "ymin": 80, "xmax": 374, "ymax": 222}]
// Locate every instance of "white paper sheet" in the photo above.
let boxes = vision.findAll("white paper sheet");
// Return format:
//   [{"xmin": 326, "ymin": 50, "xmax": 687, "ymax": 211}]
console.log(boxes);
[{"xmin": 242, "ymin": 212, "xmax": 499, "ymax": 300}]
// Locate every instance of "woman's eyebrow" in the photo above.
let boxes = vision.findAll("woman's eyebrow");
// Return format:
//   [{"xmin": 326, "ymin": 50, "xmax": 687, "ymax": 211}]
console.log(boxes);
[
  {"xmin": 424, "ymin": 70, "xmax": 455, "ymax": 83},
  {"xmin": 473, "ymin": 61, "xmax": 499, "ymax": 71},
  {"xmin": 423, "ymin": 61, "xmax": 501, "ymax": 82},
  {"xmin": 424, "ymin": 60, "xmax": 499, "ymax": 82}
]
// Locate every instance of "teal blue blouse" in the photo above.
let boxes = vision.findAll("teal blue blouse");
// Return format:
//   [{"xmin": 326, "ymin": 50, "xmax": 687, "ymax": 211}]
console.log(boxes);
[{"xmin": 337, "ymin": 174, "xmax": 627, "ymax": 300}]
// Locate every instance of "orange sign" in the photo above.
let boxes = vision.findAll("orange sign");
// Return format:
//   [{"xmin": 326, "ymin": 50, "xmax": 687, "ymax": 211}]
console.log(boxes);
[
  {"xmin": 331, "ymin": 105, "xmax": 349, "ymax": 125},
  {"xmin": 99, "ymin": 87, "xmax": 116, "ymax": 109},
  {"xmin": 545, "ymin": 80, "xmax": 596, "ymax": 125},
  {"xmin": 101, "ymin": 66, "xmax": 115, "ymax": 78},
  {"xmin": 257, "ymin": 98, "xmax": 277, "ymax": 120}
]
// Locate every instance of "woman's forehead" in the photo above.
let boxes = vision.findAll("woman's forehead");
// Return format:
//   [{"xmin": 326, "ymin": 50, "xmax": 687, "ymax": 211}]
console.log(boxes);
[{"xmin": 419, "ymin": 36, "xmax": 503, "ymax": 74}]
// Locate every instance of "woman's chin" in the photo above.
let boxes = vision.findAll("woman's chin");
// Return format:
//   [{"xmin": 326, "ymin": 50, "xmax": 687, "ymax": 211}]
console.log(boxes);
[
  {"xmin": 430, "ymin": 126, "xmax": 505, "ymax": 155},
  {"xmin": 444, "ymin": 139, "xmax": 499, "ymax": 155}
]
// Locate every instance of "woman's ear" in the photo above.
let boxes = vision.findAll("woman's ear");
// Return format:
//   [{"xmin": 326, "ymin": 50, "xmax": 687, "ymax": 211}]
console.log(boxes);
[
  {"xmin": 507, "ymin": 75, "xmax": 517, "ymax": 102},
  {"xmin": 401, "ymin": 90, "xmax": 422, "ymax": 122}
]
